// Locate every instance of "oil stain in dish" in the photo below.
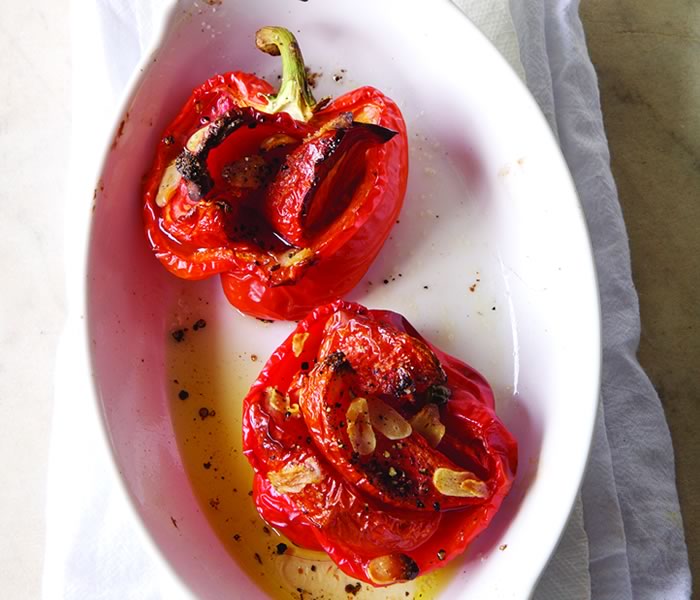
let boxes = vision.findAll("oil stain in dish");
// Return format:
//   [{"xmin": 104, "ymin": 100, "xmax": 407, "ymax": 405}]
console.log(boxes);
[{"xmin": 167, "ymin": 287, "xmax": 453, "ymax": 599}]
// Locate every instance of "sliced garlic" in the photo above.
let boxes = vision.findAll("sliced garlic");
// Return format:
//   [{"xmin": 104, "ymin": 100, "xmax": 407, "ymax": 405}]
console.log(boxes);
[
  {"xmin": 260, "ymin": 134, "xmax": 298, "ymax": 152},
  {"xmin": 292, "ymin": 332, "xmax": 310, "ymax": 357},
  {"xmin": 155, "ymin": 161, "xmax": 181, "ymax": 207},
  {"xmin": 279, "ymin": 247, "xmax": 314, "ymax": 268},
  {"xmin": 268, "ymin": 457, "xmax": 323, "ymax": 494},
  {"xmin": 367, "ymin": 398, "xmax": 412, "ymax": 441},
  {"xmin": 432, "ymin": 468, "xmax": 489, "ymax": 498},
  {"xmin": 262, "ymin": 386, "xmax": 300, "ymax": 418},
  {"xmin": 367, "ymin": 554, "xmax": 419, "ymax": 584},
  {"xmin": 185, "ymin": 123, "xmax": 212, "ymax": 153},
  {"xmin": 410, "ymin": 404, "xmax": 446, "ymax": 448},
  {"xmin": 346, "ymin": 397, "xmax": 376, "ymax": 456},
  {"xmin": 263, "ymin": 387, "xmax": 287, "ymax": 413}
]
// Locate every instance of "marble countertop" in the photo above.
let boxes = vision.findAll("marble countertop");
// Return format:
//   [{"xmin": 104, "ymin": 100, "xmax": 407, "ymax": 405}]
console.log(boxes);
[
  {"xmin": 0, "ymin": 2, "xmax": 69, "ymax": 598},
  {"xmin": 0, "ymin": 1, "xmax": 696, "ymax": 598}
]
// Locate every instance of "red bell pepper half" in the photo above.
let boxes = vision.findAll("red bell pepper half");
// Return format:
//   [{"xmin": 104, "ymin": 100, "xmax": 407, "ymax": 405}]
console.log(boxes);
[
  {"xmin": 242, "ymin": 301, "xmax": 518, "ymax": 586},
  {"xmin": 143, "ymin": 27, "xmax": 408, "ymax": 320}
]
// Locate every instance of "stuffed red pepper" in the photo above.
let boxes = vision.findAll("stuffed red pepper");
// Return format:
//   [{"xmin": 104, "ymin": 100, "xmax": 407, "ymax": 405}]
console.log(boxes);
[
  {"xmin": 242, "ymin": 301, "xmax": 517, "ymax": 586},
  {"xmin": 143, "ymin": 27, "xmax": 408, "ymax": 320}
]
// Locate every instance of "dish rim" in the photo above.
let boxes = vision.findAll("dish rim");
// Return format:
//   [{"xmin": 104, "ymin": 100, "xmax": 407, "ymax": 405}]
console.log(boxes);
[{"xmin": 80, "ymin": 0, "xmax": 603, "ymax": 597}]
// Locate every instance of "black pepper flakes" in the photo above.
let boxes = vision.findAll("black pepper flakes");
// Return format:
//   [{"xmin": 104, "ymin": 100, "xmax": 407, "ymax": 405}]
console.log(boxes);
[
  {"xmin": 433, "ymin": 501, "xmax": 441, "ymax": 511},
  {"xmin": 276, "ymin": 543, "xmax": 288, "ymax": 555},
  {"xmin": 345, "ymin": 582, "xmax": 362, "ymax": 595},
  {"xmin": 198, "ymin": 407, "xmax": 210, "ymax": 420},
  {"xmin": 171, "ymin": 329, "xmax": 186, "ymax": 342},
  {"xmin": 203, "ymin": 462, "xmax": 211, "ymax": 469},
  {"xmin": 193, "ymin": 318, "xmax": 207, "ymax": 331},
  {"xmin": 178, "ymin": 389, "xmax": 189, "ymax": 401},
  {"xmin": 233, "ymin": 533, "xmax": 241, "ymax": 541},
  {"xmin": 301, "ymin": 361, "xmax": 309, "ymax": 370},
  {"xmin": 254, "ymin": 552, "xmax": 263, "ymax": 565},
  {"xmin": 437, "ymin": 549, "xmax": 447, "ymax": 561}
]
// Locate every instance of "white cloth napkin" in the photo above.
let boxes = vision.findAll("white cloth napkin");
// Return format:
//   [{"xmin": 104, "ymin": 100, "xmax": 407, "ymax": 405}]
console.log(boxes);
[
  {"xmin": 509, "ymin": 3, "xmax": 691, "ymax": 598},
  {"xmin": 44, "ymin": 1, "xmax": 691, "ymax": 598}
]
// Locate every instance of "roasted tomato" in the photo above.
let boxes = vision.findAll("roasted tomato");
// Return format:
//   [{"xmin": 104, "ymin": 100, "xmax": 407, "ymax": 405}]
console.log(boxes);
[
  {"xmin": 242, "ymin": 301, "xmax": 517, "ymax": 586},
  {"xmin": 143, "ymin": 27, "xmax": 408, "ymax": 320}
]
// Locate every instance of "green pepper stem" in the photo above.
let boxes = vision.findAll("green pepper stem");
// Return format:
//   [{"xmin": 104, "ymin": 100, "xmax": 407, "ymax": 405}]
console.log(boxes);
[{"xmin": 256, "ymin": 26, "xmax": 317, "ymax": 122}]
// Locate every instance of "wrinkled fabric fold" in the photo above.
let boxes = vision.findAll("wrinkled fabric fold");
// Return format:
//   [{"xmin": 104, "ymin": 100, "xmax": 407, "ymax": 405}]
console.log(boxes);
[{"xmin": 510, "ymin": 1, "xmax": 691, "ymax": 598}]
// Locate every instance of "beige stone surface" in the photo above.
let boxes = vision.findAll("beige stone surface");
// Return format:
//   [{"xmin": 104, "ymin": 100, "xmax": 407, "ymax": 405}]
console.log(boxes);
[
  {"xmin": 0, "ymin": 2, "xmax": 70, "ymax": 599},
  {"xmin": 581, "ymin": 1, "xmax": 699, "ymax": 595}
]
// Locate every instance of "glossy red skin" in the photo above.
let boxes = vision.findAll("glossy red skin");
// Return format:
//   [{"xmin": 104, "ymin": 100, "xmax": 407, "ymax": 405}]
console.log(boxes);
[
  {"xmin": 242, "ymin": 301, "xmax": 518, "ymax": 585},
  {"xmin": 143, "ymin": 73, "xmax": 408, "ymax": 321}
]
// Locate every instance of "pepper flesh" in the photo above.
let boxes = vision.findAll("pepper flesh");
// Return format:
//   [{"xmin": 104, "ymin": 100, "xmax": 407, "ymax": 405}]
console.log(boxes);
[
  {"xmin": 242, "ymin": 301, "xmax": 518, "ymax": 586},
  {"xmin": 143, "ymin": 27, "xmax": 408, "ymax": 320}
]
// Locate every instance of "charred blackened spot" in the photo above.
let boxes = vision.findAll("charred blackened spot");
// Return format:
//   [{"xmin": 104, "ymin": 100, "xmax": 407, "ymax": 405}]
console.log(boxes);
[
  {"xmin": 367, "ymin": 554, "xmax": 419, "ymax": 584},
  {"xmin": 175, "ymin": 109, "xmax": 255, "ymax": 200},
  {"xmin": 322, "ymin": 351, "xmax": 354, "ymax": 375},
  {"xmin": 175, "ymin": 150, "xmax": 212, "ymax": 200},
  {"xmin": 394, "ymin": 367, "xmax": 415, "ymax": 396},
  {"xmin": 427, "ymin": 384, "xmax": 451, "ymax": 405},
  {"xmin": 364, "ymin": 459, "xmax": 416, "ymax": 500},
  {"xmin": 402, "ymin": 555, "xmax": 420, "ymax": 579}
]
